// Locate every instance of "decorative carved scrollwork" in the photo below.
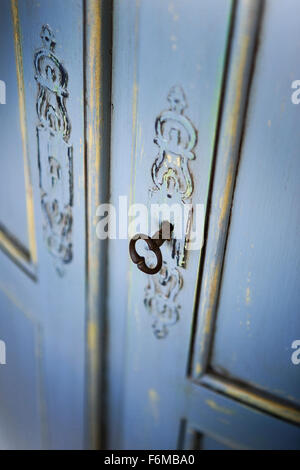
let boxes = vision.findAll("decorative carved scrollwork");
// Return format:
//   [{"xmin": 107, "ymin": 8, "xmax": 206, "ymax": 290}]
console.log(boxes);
[
  {"xmin": 150, "ymin": 85, "xmax": 197, "ymax": 267},
  {"xmin": 145, "ymin": 86, "xmax": 197, "ymax": 337},
  {"xmin": 152, "ymin": 86, "xmax": 197, "ymax": 202},
  {"xmin": 145, "ymin": 261, "xmax": 182, "ymax": 339},
  {"xmin": 35, "ymin": 25, "xmax": 71, "ymax": 141},
  {"xmin": 35, "ymin": 25, "xmax": 73, "ymax": 276}
]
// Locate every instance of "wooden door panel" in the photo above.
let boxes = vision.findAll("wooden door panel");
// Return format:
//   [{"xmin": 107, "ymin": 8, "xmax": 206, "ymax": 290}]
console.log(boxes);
[
  {"xmin": 108, "ymin": 0, "xmax": 233, "ymax": 449},
  {"xmin": 182, "ymin": 383, "xmax": 300, "ymax": 450},
  {"xmin": 204, "ymin": 0, "xmax": 300, "ymax": 408},
  {"xmin": 108, "ymin": 0, "xmax": 300, "ymax": 450},
  {"xmin": 0, "ymin": 0, "xmax": 92, "ymax": 449},
  {"xmin": 0, "ymin": 0, "xmax": 30, "ymax": 251},
  {"xmin": 0, "ymin": 291, "xmax": 42, "ymax": 449},
  {"xmin": 0, "ymin": 0, "xmax": 299, "ymax": 451},
  {"xmin": 18, "ymin": 0, "xmax": 87, "ymax": 449}
]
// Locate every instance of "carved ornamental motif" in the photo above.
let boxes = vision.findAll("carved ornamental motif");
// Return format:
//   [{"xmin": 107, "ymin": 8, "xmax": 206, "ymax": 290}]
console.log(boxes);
[
  {"xmin": 145, "ymin": 86, "xmax": 197, "ymax": 338},
  {"xmin": 150, "ymin": 85, "xmax": 197, "ymax": 267},
  {"xmin": 34, "ymin": 25, "xmax": 73, "ymax": 276},
  {"xmin": 145, "ymin": 261, "xmax": 182, "ymax": 339}
]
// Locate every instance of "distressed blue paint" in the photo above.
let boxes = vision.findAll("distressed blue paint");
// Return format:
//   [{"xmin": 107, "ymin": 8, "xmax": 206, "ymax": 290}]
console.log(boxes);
[
  {"xmin": 0, "ymin": 0, "xmax": 29, "ymax": 248},
  {"xmin": 0, "ymin": 291, "xmax": 42, "ymax": 449},
  {"xmin": 211, "ymin": 0, "xmax": 300, "ymax": 407},
  {"xmin": 108, "ymin": 0, "xmax": 234, "ymax": 450},
  {"xmin": 0, "ymin": 0, "xmax": 86, "ymax": 449},
  {"xmin": 107, "ymin": 0, "xmax": 300, "ymax": 450},
  {"xmin": 0, "ymin": 0, "xmax": 299, "ymax": 451}
]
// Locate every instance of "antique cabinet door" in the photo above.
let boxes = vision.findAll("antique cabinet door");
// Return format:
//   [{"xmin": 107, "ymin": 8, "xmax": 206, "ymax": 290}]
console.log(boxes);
[
  {"xmin": 107, "ymin": 0, "xmax": 300, "ymax": 449},
  {"xmin": 0, "ymin": 0, "xmax": 110, "ymax": 449}
]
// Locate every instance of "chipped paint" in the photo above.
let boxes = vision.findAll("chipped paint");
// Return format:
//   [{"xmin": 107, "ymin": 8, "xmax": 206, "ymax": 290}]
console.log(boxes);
[
  {"xmin": 195, "ymin": 362, "xmax": 202, "ymax": 376},
  {"xmin": 222, "ymin": 380, "xmax": 300, "ymax": 424},
  {"xmin": 218, "ymin": 160, "xmax": 234, "ymax": 229},
  {"xmin": 168, "ymin": 2, "xmax": 179, "ymax": 22},
  {"xmin": 245, "ymin": 286, "xmax": 251, "ymax": 305},
  {"xmin": 148, "ymin": 388, "xmax": 160, "ymax": 422},
  {"xmin": 205, "ymin": 399, "xmax": 235, "ymax": 416},
  {"xmin": 88, "ymin": 321, "xmax": 98, "ymax": 352}
]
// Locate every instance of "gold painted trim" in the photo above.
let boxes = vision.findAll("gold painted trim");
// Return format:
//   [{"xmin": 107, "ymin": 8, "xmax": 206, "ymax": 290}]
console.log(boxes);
[
  {"xmin": 127, "ymin": 0, "xmax": 140, "ymax": 338},
  {"xmin": 0, "ymin": 226, "xmax": 30, "ymax": 265},
  {"xmin": 85, "ymin": 0, "xmax": 112, "ymax": 449},
  {"xmin": 3, "ymin": 0, "xmax": 38, "ymax": 270},
  {"xmin": 0, "ymin": 225, "xmax": 36, "ymax": 279},
  {"xmin": 85, "ymin": 0, "xmax": 102, "ymax": 450},
  {"xmin": 201, "ymin": 374, "xmax": 300, "ymax": 426}
]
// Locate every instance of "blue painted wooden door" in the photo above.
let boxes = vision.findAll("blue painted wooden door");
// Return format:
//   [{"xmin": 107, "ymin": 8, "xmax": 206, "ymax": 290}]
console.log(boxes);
[
  {"xmin": 0, "ymin": 0, "xmax": 88, "ymax": 449},
  {"xmin": 107, "ymin": 0, "xmax": 300, "ymax": 449},
  {"xmin": 0, "ymin": 0, "xmax": 112, "ymax": 450},
  {"xmin": 1, "ymin": 0, "xmax": 300, "ymax": 450}
]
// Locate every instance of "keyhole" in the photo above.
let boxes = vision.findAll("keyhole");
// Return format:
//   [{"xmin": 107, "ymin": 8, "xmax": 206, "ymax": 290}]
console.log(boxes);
[{"xmin": 135, "ymin": 239, "xmax": 157, "ymax": 269}]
